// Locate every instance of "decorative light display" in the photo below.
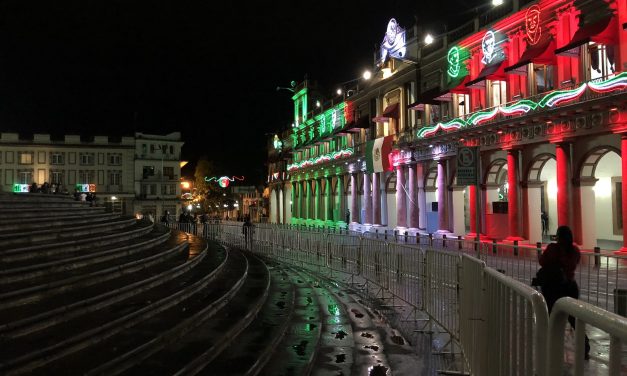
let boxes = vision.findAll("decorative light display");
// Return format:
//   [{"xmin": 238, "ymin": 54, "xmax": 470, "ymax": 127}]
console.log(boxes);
[
  {"xmin": 12, "ymin": 183, "xmax": 29, "ymax": 193},
  {"xmin": 75, "ymin": 184, "xmax": 96, "ymax": 193},
  {"xmin": 205, "ymin": 176, "xmax": 245, "ymax": 188},
  {"xmin": 536, "ymin": 83, "xmax": 587, "ymax": 108},
  {"xmin": 416, "ymin": 75, "xmax": 623, "ymax": 139},
  {"xmin": 287, "ymin": 148, "xmax": 354, "ymax": 172},
  {"xmin": 292, "ymin": 101, "xmax": 347, "ymax": 147},
  {"xmin": 273, "ymin": 135, "xmax": 283, "ymax": 150},
  {"xmin": 481, "ymin": 31, "xmax": 496, "ymax": 65},
  {"xmin": 587, "ymin": 72, "xmax": 627, "ymax": 93},
  {"xmin": 380, "ymin": 18, "xmax": 407, "ymax": 63},
  {"xmin": 525, "ymin": 5, "xmax": 542, "ymax": 45},
  {"xmin": 446, "ymin": 47, "xmax": 465, "ymax": 78}
]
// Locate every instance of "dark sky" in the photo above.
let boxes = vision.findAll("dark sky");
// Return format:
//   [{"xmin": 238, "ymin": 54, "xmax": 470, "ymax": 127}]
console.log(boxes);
[{"xmin": 0, "ymin": 0, "xmax": 487, "ymax": 184}]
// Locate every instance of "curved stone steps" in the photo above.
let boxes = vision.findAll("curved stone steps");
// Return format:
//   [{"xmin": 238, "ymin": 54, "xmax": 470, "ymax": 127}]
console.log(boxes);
[
  {"xmin": 0, "ymin": 235, "xmax": 217, "ymax": 341},
  {"xmin": 198, "ymin": 259, "xmax": 299, "ymax": 376},
  {"xmin": 0, "ymin": 206, "xmax": 106, "ymax": 220},
  {"xmin": 258, "ymin": 266, "xmax": 325, "ymax": 376},
  {"xmin": 0, "ymin": 212, "xmax": 121, "ymax": 232},
  {"xmin": 0, "ymin": 227, "xmax": 174, "ymax": 289},
  {"xmin": 0, "ymin": 216, "xmax": 138, "ymax": 247},
  {"xmin": 0, "ymin": 233, "xmax": 190, "ymax": 310},
  {"xmin": 96, "ymin": 250, "xmax": 271, "ymax": 376},
  {"xmin": 0, "ymin": 197, "xmax": 91, "ymax": 208},
  {"xmin": 3, "ymin": 242, "xmax": 244, "ymax": 376},
  {"xmin": 0, "ymin": 221, "xmax": 155, "ymax": 263}
]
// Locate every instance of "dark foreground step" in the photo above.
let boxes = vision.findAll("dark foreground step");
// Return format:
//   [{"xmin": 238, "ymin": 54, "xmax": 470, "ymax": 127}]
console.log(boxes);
[{"xmin": 0, "ymin": 212, "xmax": 120, "ymax": 232}]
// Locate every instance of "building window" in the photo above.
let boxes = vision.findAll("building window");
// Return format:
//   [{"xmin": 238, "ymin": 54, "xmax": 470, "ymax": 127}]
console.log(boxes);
[
  {"xmin": 78, "ymin": 170, "xmax": 95, "ymax": 184},
  {"xmin": 19, "ymin": 152, "xmax": 34, "ymax": 165},
  {"xmin": 109, "ymin": 171, "xmax": 121, "ymax": 185},
  {"xmin": 79, "ymin": 153, "xmax": 94, "ymax": 165},
  {"xmin": 589, "ymin": 43, "xmax": 616, "ymax": 81},
  {"xmin": 150, "ymin": 144, "xmax": 155, "ymax": 153},
  {"xmin": 143, "ymin": 166, "xmax": 155, "ymax": 178},
  {"xmin": 489, "ymin": 80, "xmax": 507, "ymax": 107},
  {"xmin": 163, "ymin": 167, "xmax": 174, "ymax": 179},
  {"xmin": 533, "ymin": 64, "xmax": 554, "ymax": 93},
  {"xmin": 19, "ymin": 170, "xmax": 33, "ymax": 184},
  {"xmin": 50, "ymin": 170, "xmax": 64, "ymax": 184},
  {"xmin": 150, "ymin": 184, "xmax": 157, "ymax": 195},
  {"xmin": 169, "ymin": 145, "xmax": 174, "ymax": 155},
  {"xmin": 141, "ymin": 184, "xmax": 149, "ymax": 195},
  {"xmin": 162, "ymin": 184, "xmax": 176, "ymax": 195},
  {"xmin": 50, "ymin": 152, "xmax": 65, "ymax": 165},
  {"xmin": 108, "ymin": 153, "xmax": 122, "ymax": 165},
  {"xmin": 454, "ymin": 93, "xmax": 470, "ymax": 119},
  {"xmin": 142, "ymin": 144, "xmax": 147, "ymax": 155}
]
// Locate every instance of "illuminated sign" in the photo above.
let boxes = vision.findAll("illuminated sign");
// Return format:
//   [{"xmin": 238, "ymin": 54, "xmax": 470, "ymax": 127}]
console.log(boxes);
[
  {"xmin": 13, "ymin": 184, "xmax": 29, "ymax": 193},
  {"xmin": 447, "ymin": 46, "xmax": 470, "ymax": 80},
  {"xmin": 380, "ymin": 18, "xmax": 406, "ymax": 63},
  {"xmin": 525, "ymin": 5, "xmax": 541, "ymax": 45},
  {"xmin": 75, "ymin": 184, "xmax": 96, "ymax": 193},
  {"xmin": 481, "ymin": 30, "xmax": 506, "ymax": 65},
  {"xmin": 205, "ymin": 176, "xmax": 245, "ymax": 188}
]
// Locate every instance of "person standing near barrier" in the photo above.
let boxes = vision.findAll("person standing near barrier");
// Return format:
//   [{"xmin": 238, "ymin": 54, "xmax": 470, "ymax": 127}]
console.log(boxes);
[
  {"xmin": 243, "ymin": 216, "xmax": 253, "ymax": 249},
  {"xmin": 538, "ymin": 225, "xmax": 590, "ymax": 359}
]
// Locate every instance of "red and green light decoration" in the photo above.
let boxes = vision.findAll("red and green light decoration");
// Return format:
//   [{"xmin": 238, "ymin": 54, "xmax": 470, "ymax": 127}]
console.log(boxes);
[
  {"xmin": 287, "ymin": 148, "xmax": 354, "ymax": 172},
  {"xmin": 416, "ymin": 74, "xmax": 626, "ymax": 139},
  {"xmin": 205, "ymin": 176, "xmax": 245, "ymax": 188},
  {"xmin": 292, "ymin": 102, "xmax": 348, "ymax": 147}
]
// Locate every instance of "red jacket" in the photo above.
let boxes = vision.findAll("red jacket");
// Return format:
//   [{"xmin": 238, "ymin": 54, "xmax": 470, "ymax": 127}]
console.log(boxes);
[{"xmin": 539, "ymin": 243, "xmax": 580, "ymax": 281}]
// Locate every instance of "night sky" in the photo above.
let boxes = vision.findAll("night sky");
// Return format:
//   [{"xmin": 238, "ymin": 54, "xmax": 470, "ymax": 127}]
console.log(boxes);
[{"xmin": 0, "ymin": 0, "xmax": 488, "ymax": 184}]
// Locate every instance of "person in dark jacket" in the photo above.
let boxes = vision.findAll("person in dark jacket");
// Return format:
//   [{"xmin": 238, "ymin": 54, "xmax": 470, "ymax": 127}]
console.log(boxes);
[{"xmin": 538, "ymin": 225, "xmax": 590, "ymax": 359}]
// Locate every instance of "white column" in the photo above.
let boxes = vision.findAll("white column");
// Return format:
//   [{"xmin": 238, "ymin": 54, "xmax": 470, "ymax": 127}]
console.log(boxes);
[
  {"xmin": 526, "ymin": 183, "xmax": 543, "ymax": 245},
  {"xmin": 579, "ymin": 179, "xmax": 598, "ymax": 250},
  {"xmin": 451, "ymin": 187, "xmax": 465, "ymax": 236},
  {"xmin": 417, "ymin": 163, "xmax": 427, "ymax": 230}
]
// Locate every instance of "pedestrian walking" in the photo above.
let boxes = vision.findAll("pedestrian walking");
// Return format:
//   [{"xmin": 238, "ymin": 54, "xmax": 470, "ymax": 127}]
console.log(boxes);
[
  {"xmin": 243, "ymin": 216, "xmax": 253, "ymax": 249},
  {"xmin": 536, "ymin": 225, "xmax": 590, "ymax": 359}
]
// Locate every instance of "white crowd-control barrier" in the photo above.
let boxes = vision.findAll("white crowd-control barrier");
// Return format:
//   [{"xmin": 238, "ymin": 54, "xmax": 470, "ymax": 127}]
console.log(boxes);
[{"xmin": 167, "ymin": 221, "xmax": 627, "ymax": 375}]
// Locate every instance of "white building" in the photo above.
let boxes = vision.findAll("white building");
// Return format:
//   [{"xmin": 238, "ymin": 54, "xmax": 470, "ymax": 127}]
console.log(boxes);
[{"xmin": 0, "ymin": 132, "xmax": 184, "ymax": 218}]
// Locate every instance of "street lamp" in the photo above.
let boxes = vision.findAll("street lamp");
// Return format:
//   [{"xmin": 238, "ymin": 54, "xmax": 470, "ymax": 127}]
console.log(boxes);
[{"xmin": 424, "ymin": 34, "xmax": 434, "ymax": 45}]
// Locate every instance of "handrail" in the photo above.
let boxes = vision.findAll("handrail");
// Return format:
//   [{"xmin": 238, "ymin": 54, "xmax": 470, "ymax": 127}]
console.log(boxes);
[{"xmin": 547, "ymin": 297, "xmax": 627, "ymax": 376}]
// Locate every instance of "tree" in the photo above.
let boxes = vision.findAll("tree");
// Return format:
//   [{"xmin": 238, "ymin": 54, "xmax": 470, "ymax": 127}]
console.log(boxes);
[{"xmin": 194, "ymin": 158, "xmax": 220, "ymax": 213}]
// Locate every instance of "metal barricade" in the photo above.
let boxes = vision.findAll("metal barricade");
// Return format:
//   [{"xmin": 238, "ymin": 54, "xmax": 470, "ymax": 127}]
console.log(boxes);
[
  {"xmin": 423, "ymin": 249, "xmax": 461, "ymax": 338},
  {"xmin": 547, "ymin": 297, "xmax": 627, "ymax": 376}
]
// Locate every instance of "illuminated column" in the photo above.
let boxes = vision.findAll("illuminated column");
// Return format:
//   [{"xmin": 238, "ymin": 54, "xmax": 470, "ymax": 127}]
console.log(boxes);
[
  {"xmin": 417, "ymin": 162, "xmax": 427, "ymax": 230},
  {"xmin": 336, "ymin": 175, "xmax": 345, "ymax": 223},
  {"xmin": 621, "ymin": 135, "xmax": 627, "ymax": 251},
  {"xmin": 363, "ymin": 172, "xmax": 372, "ymax": 226},
  {"xmin": 577, "ymin": 178, "xmax": 597, "ymax": 250},
  {"xmin": 506, "ymin": 149, "xmax": 523, "ymax": 240},
  {"xmin": 525, "ymin": 181, "xmax": 543, "ymax": 245},
  {"xmin": 350, "ymin": 173, "xmax": 359, "ymax": 224},
  {"xmin": 408, "ymin": 164, "xmax": 419, "ymax": 230},
  {"xmin": 372, "ymin": 172, "xmax": 381, "ymax": 226},
  {"xmin": 555, "ymin": 142, "xmax": 572, "ymax": 227},
  {"xmin": 396, "ymin": 165, "xmax": 407, "ymax": 229},
  {"xmin": 437, "ymin": 159, "xmax": 449, "ymax": 232},
  {"xmin": 304, "ymin": 180, "xmax": 311, "ymax": 220},
  {"xmin": 468, "ymin": 185, "xmax": 477, "ymax": 236},
  {"xmin": 326, "ymin": 176, "xmax": 333, "ymax": 221}
]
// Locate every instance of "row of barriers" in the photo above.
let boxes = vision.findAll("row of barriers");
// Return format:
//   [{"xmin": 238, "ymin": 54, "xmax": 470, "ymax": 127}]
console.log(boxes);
[{"xmin": 169, "ymin": 221, "xmax": 627, "ymax": 375}]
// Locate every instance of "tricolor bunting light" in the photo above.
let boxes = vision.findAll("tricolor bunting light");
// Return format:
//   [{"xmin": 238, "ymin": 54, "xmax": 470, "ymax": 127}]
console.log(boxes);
[
  {"xmin": 537, "ymin": 83, "xmax": 587, "ymax": 108},
  {"xmin": 287, "ymin": 148, "xmax": 354, "ymax": 172},
  {"xmin": 499, "ymin": 99, "xmax": 538, "ymax": 115},
  {"xmin": 205, "ymin": 176, "xmax": 245, "ymax": 188},
  {"xmin": 467, "ymin": 107, "xmax": 499, "ymax": 126},
  {"xmin": 588, "ymin": 72, "xmax": 627, "ymax": 93}
]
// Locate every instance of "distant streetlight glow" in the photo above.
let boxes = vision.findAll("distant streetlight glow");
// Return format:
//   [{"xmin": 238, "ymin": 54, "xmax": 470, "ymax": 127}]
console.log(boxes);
[
  {"xmin": 316, "ymin": 100, "xmax": 321, "ymax": 108},
  {"xmin": 492, "ymin": 0, "xmax": 503, "ymax": 5},
  {"xmin": 424, "ymin": 34, "xmax": 434, "ymax": 45},
  {"xmin": 362, "ymin": 70, "xmax": 372, "ymax": 80},
  {"xmin": 336, "ymin": 88, "xmax": 342, "ymax": 96}
]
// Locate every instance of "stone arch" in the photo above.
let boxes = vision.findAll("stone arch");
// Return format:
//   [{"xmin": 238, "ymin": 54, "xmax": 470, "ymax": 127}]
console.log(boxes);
[
  {"xmin": 526, "ymin": 153, "xmax": 555, "ymax": 182},
  {"xmin": 484, "ymin": 158, "xmax": 507, "ymax": 185},
  {"xmin": 577, "ymin": 146, "xmax": 621, "ymax": 179}
]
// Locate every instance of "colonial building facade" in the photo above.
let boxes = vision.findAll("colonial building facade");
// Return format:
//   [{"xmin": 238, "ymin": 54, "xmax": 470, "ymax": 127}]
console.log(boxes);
[
  {"xmin": 268, "ymin": 0, "xmax": 627, "ymax": 251},
  {"xmin": 0, "ymin": 132, "xmax": 184, "ymax": 218}
]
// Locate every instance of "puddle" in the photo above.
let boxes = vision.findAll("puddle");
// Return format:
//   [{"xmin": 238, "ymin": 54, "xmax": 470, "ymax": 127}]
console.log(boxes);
[
  {"xmin": 351, "ymin": 309, "xmax": 364, "ymax": 318},
  {"xmin": 390, "ymin": 335, "xmax": 405, "ymax": 345},
  {"xmin": 364, "ymin": 345, "xmax": 379, "ymax": 351},
  {"xmin": 361, "ymin": 332, "xmax": 374, "ymax": 339},
  {"xmin": 368, "ymin": 365, "xmax": 388, "ymax": 376},
  {"xmin": 335, "ymin": 354, "xmax": 346, "ymax": 363},
  {"xmin": 334, "ymin": 330, "xmax": 348, "ymax": 339},
  {"xmin": 292, "ymin": 340, "xmax": 308, "ymax": 356}
]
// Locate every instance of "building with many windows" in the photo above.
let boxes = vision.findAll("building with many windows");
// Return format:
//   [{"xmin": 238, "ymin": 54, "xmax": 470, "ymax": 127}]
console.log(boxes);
[
  {"xmin": 0, "ymin": 132, "xmax": 184, "ymax": 218},
  {"xmin": 267, "ymin": 0, "xmax": 627, "ymax": 252}
]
